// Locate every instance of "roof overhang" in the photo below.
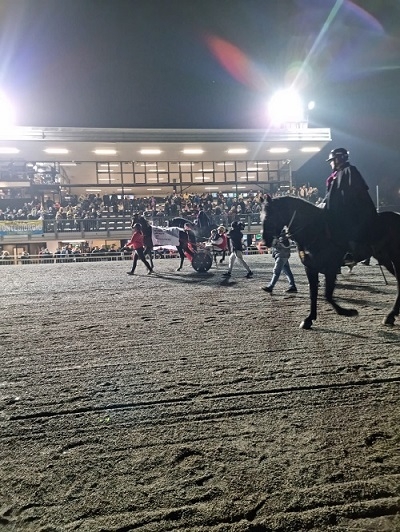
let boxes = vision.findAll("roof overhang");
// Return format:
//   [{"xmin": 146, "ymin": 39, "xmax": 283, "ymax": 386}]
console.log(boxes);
[{"xmin": 0, "ymin": 126, "xmax": 331, "ymax": 172}]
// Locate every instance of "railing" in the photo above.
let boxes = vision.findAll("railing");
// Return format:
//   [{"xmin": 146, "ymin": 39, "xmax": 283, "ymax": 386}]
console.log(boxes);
[
  {"xmin": 1, "ymin": 252, "xmax": 135, "ymax": 266},
  {"xmin": 0, "ymin": 244, "xmax": 268, "ymax": 267},
  {"xmin": 42, "ymin": 213, "xmax": 262, "ymax": 234}
]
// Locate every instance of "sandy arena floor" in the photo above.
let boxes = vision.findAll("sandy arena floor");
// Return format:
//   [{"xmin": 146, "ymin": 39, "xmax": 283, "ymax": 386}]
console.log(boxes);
[{"xmin": 0, "ymin": 254, "xmax": 399, "ymax": 532}]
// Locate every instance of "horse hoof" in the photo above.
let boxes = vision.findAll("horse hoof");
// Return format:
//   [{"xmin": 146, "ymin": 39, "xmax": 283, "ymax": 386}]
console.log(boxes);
[
  {"xmin": 383, "ymin": 316, "xmax": 395, "ymax": 326},
  {"xmin": 300, "ymin": 320, "xmax": 312, "ymax": 330},
  {"xmin": 348, "ymin": 309, "xmax": 358, "ymax": 317}
]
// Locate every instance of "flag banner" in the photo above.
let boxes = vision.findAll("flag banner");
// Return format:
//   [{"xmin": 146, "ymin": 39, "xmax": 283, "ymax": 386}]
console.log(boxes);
[
  {"xmin": 0, "ymin": 220, "xmax": 43, "ymax": 236},
  {"xmin": 151, "ymin": 226, "xmax": 181, "ymax": 247}
]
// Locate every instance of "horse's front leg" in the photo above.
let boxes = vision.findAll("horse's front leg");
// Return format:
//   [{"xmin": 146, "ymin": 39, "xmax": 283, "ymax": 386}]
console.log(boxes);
[
  {"xmin": 325, "ymin": 269, "xmax": 358, "ymax": 317},
  {"xmin": 145, "ymin": 246, "xmax": 154, "ymax": 269},
  {"xmin": 300, "ymin": 267, "xmax": 318, "ymax": 330}
]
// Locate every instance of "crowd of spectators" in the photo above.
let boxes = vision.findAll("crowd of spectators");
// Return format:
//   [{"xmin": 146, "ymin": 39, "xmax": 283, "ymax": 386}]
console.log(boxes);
[{"xmin": 0, "ymin": 185, "xmax": 321, "ymax": 223}]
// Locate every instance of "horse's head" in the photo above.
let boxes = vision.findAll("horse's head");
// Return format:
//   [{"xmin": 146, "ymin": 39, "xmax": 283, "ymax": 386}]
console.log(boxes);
[{"xmin": 261, "ymin": 195, "xmax": 286, "ymax": 247}]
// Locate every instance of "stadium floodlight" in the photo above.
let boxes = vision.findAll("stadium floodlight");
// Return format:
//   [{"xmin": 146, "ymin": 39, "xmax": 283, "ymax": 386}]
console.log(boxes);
[
  {"xmin": 268, "ymin": 88, "xmax": 304, "ymax": 126},
  {"xmin": 0, "ymin": 92, "xmax": 15, "ymax": 128}
]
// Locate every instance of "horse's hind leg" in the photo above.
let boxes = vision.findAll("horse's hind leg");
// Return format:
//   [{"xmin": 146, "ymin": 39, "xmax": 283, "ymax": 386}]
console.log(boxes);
[
  {"xmin": 145, "ymin": 246, "xmax": 154, "ymax": 269},
  {"xmin": 382, "ymin": 261, "xmax": 400, "ymax": 326}
]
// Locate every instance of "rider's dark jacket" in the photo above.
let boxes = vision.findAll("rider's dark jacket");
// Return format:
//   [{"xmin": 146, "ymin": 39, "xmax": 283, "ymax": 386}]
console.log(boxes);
[{"xmin": 324, "ymin": 163, "xmax": 377, "ymax": 244}]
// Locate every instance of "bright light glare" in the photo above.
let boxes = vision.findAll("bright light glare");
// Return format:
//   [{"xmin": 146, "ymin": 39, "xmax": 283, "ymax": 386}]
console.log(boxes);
[
  {"xmin": 308, "ymin": 100, "xmax": 315, "ymax": 111},
  {"xmin": 0, "ymin": 92, "xmax": 15, "ymax": 127},
  {"xmin": 0, "ymin": 147, "xmax": 19, "ymax": 154},
  {"xmin": 227, "ymin": 148, "xmax": 248, "ymax": 154},
  {"xmin": 268, "ymin": 89, "xmax": 304, "ymax": 125},
  {"xmin": 182, "ymin": 149, "xmax": 204, "ymax": 155},
  {"xmin": 140, "ymin": 149, "xmax": 162, "ymax": 155},
  {"xmin": 44, "ymin": 148, "xmax": 69, "ymax": 154}
]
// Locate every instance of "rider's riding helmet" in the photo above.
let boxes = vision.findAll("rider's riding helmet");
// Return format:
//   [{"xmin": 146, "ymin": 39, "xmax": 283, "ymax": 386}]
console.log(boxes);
[
  {"xmin": 217, "ymin": 225, "xmax": 226, "ymax": 233},
  {"xmin": 326, "ymin": 147, "xmax": 349, "ymax": 162}
]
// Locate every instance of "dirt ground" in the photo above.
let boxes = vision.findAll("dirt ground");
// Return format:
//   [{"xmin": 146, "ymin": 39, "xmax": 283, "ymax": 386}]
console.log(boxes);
[{"xmin": 1, "ymin": 254, "xmax": 399, "ymax": 532}]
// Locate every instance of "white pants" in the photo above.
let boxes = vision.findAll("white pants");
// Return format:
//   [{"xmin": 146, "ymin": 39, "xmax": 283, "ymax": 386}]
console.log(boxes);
[{"xmin": 228, "ymin": 250, "xmax": 251, "ymax": 273}]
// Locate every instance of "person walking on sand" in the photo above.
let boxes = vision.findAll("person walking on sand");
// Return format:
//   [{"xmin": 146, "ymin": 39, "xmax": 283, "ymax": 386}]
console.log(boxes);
[
  {"xmin": 124, "ymin": 222, "xmax": 153, "ymax": 275},
  {"xmin": 176, "ymin": 222, "xmax": 197, "ymax": 271},
  {"xmin": 222, "ymin": 221, "xmax": 253, "ymax": 279},
  {"xmin": 261, "ymin": 228, "xmax": 297, "ymax": 293}
]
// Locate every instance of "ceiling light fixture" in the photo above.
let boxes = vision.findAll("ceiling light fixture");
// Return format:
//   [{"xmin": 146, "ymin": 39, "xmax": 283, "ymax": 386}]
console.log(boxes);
[
  {"xmin": 182, "ymin": 148, "xmax": 204, "ymax": 155},
  {"xmin": 227, "ymin": 148, "xmax": 248, "ymax": 154},
  {"xmin": 269, "ymin": 148, "xmax": 289, "ymax": 153},
  {"xmin": 0, "ymin": 147, "xmax": 20, "ymax": 154},
  {"xmin": 300, "ymin": 147, "xmax": 320, "ymax": 153},
  {"xmin": 93, "ymin": 149, "xmax": 117, "ymax": 155},
  {"xmin": 140, "ymin": 149, "xmax": 162, "ymax": 155},
  {"xmin": 43, "ymin": 148, "xmax": 69, "ymax": 154}
]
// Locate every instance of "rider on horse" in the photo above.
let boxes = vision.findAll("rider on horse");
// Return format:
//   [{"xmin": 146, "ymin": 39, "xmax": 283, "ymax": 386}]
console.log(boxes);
[{"xmin": 324, "ymin": 147, "xmax": 378, "ymax": 260}]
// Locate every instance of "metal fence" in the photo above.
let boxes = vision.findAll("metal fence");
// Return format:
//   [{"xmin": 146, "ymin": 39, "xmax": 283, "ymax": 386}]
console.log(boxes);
[
  {"xmin": 1, "ymin": 245, "xmax": 267, "ymax": 267},
  {"xmin": 42, "ymin": 213, "xmax": 262, "ymax": 234}
]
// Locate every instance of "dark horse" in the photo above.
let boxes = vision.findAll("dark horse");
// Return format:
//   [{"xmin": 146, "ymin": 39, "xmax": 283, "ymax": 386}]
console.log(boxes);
[
  {"xmin": 132, "ymin": 213, "xmax": 154, "ymax": 269},
  {"xmin": 262, "ymin": 195, "xmax": 400, "ymax": 329},
  {"xmin": 168, "ymin": 215, "xmax": 217, "ymax": 241}
]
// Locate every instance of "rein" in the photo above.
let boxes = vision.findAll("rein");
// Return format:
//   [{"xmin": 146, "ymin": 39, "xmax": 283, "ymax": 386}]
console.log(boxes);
[
  {"xmin": 286, "ymin": 210, "xmax": 297, "ymax": 235},
  {"xmin": 284, "ymin": 209, "xmax": 326, "ymax": 248}
]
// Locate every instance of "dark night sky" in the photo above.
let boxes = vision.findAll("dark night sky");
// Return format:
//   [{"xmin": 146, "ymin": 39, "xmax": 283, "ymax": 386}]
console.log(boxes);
[{"xmin": 1, "ymin": 0, "xmax": 399, "ymax": 196}]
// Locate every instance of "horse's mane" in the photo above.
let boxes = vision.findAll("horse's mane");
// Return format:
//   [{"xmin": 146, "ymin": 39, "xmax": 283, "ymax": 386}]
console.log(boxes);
[
  {"xmin": 132, "ymin": 212, "xmax": 152, "ymax": 235},
  {"xmin": 262, "ymin": 195, "xmax": 322, "ymax": 221},
  {"xmin": 270, "ymin": 195, "xmax": 320, "ymax": 211}
]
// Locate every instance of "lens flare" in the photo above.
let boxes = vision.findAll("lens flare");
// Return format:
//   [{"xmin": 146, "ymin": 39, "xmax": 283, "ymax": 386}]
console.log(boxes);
[
  {"xmin": 205, "ymin": 34, "xmax": 269, "ymax": 91},
  {"xmin": 0, "ymin": 92, "xmax": 15, "ymax": 128}
]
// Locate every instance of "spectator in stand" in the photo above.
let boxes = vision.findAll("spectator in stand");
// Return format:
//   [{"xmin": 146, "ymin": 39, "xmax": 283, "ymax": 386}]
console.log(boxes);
[
  {"xmin": 20, "ymin": 249, "xmax": 30, "ymax": 264},
  {"xmin": 39, "ymin": 247, "xmax": 53, "ymax": 263},
  {"xmin": 72, "ymin": 245, "xmax": 84, "ymax": 261},
  {"xmin": 1, "ymin": 250, "xmax": 11, "ymax": 263}
]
